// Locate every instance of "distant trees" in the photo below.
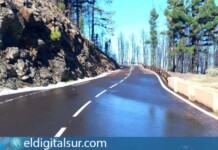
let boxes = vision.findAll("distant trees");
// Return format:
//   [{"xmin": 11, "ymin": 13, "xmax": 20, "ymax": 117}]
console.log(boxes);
[
  {"xmin": 118, "ymin": 32, "xmax": 125, "ymax": 64},
  {"xmin": 116, "ymin": 32, "xmax": 145, "ymax": 65},
  {"xmin": 130, "ymin": 34, "xmax": 137, "ymax": 64},
  {"xmin": 136, "ymin": 45, "xmax": 140, "ymax": 64},
  {"xmin": 140, "ymin": 29, "xmax": 148, "ymax": 65},
  {"xmin": 160, "ymin": 31, "xmax": 168, "ymax": 70},
  {"xmin": 117, "ymin": 32, "xmax": 131, "ymax": 64},
  {"xmin": 124, "ymin": 41, "xmax": 130, "ymax": 64}
]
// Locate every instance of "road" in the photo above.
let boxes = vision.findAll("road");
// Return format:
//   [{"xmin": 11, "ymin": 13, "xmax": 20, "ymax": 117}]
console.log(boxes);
[{"xmin": 0, "ymin": 65, "xmax": 218, "ymax": 137}]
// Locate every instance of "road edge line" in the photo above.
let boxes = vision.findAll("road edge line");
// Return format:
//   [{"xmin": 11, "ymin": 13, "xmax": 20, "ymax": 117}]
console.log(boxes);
[{"xmin": 141, "ymin": 66, "xmax": 218, "ymax": 121}]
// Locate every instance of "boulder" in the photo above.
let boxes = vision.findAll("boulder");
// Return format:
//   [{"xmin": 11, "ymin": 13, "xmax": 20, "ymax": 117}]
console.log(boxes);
[
  {"xmin": 39, "ymin": 68, "xmax": 53, "ymax": 86},
  {"xmin": 39, "ymin": 68, "xmax": 52, "ymax": 80},
  {"xmin": 19, "ymin": 49, "xmax": 29, "ymax": 59},
  {"xmin": 5, "ymin": 47, "xmax": 20, "ymax": 60},
  {"xmin": 5, "ymin": 78, "xmax": 18, "ymax": 90},
  {"xmin": 0, "ymin": 11, "xmax": 24, "ymax": 48},
  {"xmin": 21, "ymin": 75, "xmax": 31, "ymax": 81},
  {"xmin": 7, "ymin": 66, "xmax": 17, "ymax": 78},
  {"xmin": 50, "ymin": 58, "xmax": 70, "ymax": 82},
  {"xmin": 0, "ymin": 61, "xmax": 7, "ymax": 80},
  {"xmin": 16, "ymin": 59, "xmax": 27, "ymax": 77},
  {"xmin": 37, "ymin": 39, "xmax": 45, "ymax": 46}
]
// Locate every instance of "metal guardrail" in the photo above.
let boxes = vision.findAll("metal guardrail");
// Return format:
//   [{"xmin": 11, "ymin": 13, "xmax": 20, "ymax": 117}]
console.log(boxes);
[{"xmin": 142, "ymin": 64, "xmax": 171, "ymax": 82}]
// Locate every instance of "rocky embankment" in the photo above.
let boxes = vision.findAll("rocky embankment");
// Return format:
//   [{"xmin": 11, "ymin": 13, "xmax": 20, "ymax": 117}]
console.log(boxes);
[{"xmin": 0, "ymin": 0, "xmax": 118, "ymax": 90}]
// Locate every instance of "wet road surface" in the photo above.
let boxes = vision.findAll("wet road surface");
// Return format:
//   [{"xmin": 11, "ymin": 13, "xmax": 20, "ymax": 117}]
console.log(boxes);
[{"xmin": 0, "ymin": 66, "xmax": 218, "ymax": 137}]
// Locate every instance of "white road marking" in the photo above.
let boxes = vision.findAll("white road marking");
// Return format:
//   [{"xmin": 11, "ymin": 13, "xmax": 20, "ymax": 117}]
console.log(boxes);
[
  {"xmin": 0, "ymin": 91, "xmax": 46, "ymax": 105},
  {"xmin": 109, "ymin": 83, "xmax": 119, "ymax": 89},
  {"xmin": 128, "ymin": 66, "xmax": 132, "ymax": 76},
  {"xmin": 109, "ymin": 66, "xmax": 132, "ymax": 89},
  {"xmin": 119, "ymin": 80, "xmax": 124, "ymax": 83},
  {"xmin": 73, "ymin": 101, "xmax": 92, "ymax": 117},
  {"xmin": 142, "ymin": 66, "xmax": 218, "ymax": 121},
  {"xmin": 14, "ymin": 96, "xmax": 22, "ymax": 100},
  {"xmin": 54, "ymin": 127, "xmax": 67, "ymax": 137},
  {"xmin": 95, "ymin": 90, "xmax": 107, "ymax": 98},
  {"xmin": 5, "ymin": 99, "xmax": 13, "ymax": 102}
]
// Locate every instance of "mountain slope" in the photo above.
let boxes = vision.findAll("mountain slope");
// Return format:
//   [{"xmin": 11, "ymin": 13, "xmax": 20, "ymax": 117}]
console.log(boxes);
[{"xmin": 0, "ymin": 0, "xmax": 119, "ymax": 89}]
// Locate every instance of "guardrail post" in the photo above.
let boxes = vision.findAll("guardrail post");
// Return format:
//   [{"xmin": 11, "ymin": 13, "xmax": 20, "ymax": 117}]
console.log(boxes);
[
  {"xmin": 174, "ymin": 78, "xmax": 178, "ymax": 92},
  {"xmin": 188, "ymin": 85, "xmax": 195, "ymax": 101},
  {"xmin": 213, "ymin": 94, "xmax": 218, "ymax": 113}
]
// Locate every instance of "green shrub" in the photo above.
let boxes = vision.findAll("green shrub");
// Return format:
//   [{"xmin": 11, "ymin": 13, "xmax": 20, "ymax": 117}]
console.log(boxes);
[
  {"xmin": 59, "ymin": 3, "xmax": 65, "ymax": 12},
  {"xmin": 206, "ymin": 68, "xmax": 218, "ymax": 77},
  {"xmin": 50, "ymin": 30, "xmax": 61, "ymax": 41}
]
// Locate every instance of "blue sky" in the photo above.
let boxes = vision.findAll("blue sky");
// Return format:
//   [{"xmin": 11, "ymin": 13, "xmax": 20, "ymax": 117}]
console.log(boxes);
[
  {"xmin": 111, "ymin": 0, "xmax": 168, "ymax": 52},
  {"xmin": 110, "ymin": 0, "xmax": 218, "ymax": 57},
  {"xmin": 112, "ymin": 0, "xmax": 167, "ymax": 37}
]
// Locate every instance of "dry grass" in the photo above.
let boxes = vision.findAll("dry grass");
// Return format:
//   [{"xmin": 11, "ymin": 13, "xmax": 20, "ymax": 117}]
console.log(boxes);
[{"xmin": 168, "ymin": 72, "xmax": 218, "ymax": 92}]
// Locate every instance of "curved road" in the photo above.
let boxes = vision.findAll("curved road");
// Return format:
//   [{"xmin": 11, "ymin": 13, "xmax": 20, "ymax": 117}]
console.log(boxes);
[{"xmin": 0, "ymin": 66, "xmax": 218, "ymax": 137}]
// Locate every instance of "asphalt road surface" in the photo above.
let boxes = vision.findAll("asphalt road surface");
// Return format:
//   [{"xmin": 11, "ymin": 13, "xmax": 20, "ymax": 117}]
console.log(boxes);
[{"xmin": 0, "ymin": 65, "xmax": 218, "ymax": 137}]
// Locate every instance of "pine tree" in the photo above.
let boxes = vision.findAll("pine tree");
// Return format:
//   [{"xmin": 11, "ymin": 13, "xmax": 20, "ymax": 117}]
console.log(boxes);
[
  {"xmin": 165, "ymin": 0, "xmax": 188, "ymax": 72},
  {"xmin": 61, "ymin": 0, "xmax": 114, "ymax": 42},
  {"xmin": 149, "ymin": 8, "xmax": 159, "ymax": 66},
  {"xmin": 187, "ymin": 0, "xmax": 203, "ymax": 73},
  {"xmin": 89, "ymin": 0, "xmax": 114, "ymax": 42},
  {"xmin": 104, "ymin": 39, "xmax": 111, "ymax": 56},
  {"xmin": 130, "ymin": 34, "xmax": 136, "ymax": 64},
  {"xmin": 198, "ymin": 0, "xmax": 218, "ymax": 72},
  {"xmin": 165, "ymin": 0, "xmax": 218, "ymax": 73},
  {"xmin": 184, "ymin": 0, "xmax": 218, "ymax": 73}
]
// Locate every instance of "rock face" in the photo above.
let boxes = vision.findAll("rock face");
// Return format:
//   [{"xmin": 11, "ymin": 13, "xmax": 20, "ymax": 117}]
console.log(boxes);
[{"xmin": 0, "ymin": 0, "xmax": 119, "ymax": 89}]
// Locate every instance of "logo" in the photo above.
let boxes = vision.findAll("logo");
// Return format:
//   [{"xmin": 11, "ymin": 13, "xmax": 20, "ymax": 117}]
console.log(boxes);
[
  {"xmin": 0, "ymin": 143, "xmax": 4, "ymax": 150},
  {"xmin": 10, "ymin": 138, "xmax": 23, "ymax": 150}
]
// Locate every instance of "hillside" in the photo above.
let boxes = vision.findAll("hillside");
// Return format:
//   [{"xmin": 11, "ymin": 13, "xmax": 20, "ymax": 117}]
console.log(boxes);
[{"xmin": 0, "ymin": 0, "xmax": 119, "ymax": 90}]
